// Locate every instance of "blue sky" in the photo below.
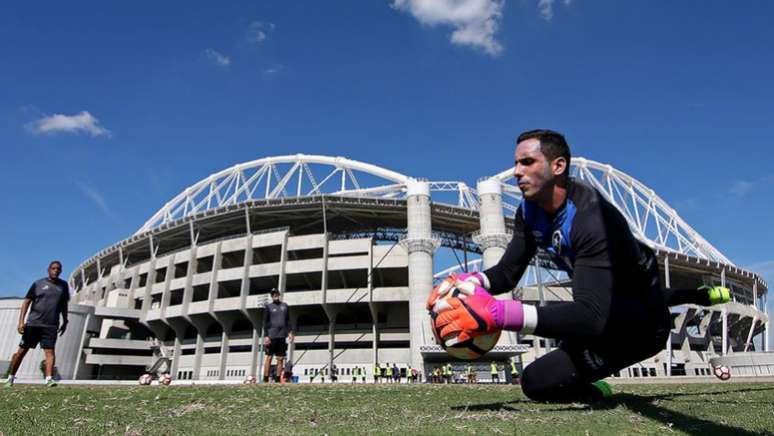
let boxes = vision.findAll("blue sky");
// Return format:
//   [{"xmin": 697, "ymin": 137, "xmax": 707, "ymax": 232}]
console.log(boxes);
[{"xmin": 1, "ymin": 1, "xmax": 773, "ymax": 335}]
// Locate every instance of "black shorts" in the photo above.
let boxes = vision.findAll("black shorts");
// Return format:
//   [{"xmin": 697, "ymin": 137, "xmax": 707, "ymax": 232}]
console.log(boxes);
[
  {"xmin": 266, "ymin": 338, "xmax": 287, "ymax": 357},
  {"xmin": 20, "ymin": 325, "xmax": 57, "ymax": 350}
]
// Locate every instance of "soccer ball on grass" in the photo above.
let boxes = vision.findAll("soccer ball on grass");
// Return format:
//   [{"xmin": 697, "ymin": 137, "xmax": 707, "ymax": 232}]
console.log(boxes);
[{"xmin": 713, "ymin": 365, "xmax": 731, "ymax": 381}]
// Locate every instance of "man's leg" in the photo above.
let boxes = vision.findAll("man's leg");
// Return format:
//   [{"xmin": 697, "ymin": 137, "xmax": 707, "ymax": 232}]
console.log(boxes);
[
  {"xmin": 6, "ymin": 347, "xmax": 29, "ymax": 386},
  {"xmin": 521, "ymin": 337, "xmax": 662, "ymax": 403},
  {"xmin": 44, "ymin": 349, "xmax": 55, "ymax": 377},
  {"xmin": 8, "ymin": 347, "xmax": 29, "ymax": 377},
  {"xmin": 43, "ymin": 349, "xmax": 57, "ymax": 386},
  {"xmin": 263, "ymin": 354, "xmax": 273, "ymax": 382},
  {"xmin": 275, "ymin": 357, "xmax": 285, "ymax": 382}
]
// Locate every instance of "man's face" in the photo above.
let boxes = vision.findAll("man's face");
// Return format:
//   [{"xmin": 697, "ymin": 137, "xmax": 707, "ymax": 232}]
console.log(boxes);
[
  {"xmin": 271, "ymin": 293, "xmax": 280, "ymax": 303},
  {"xmin": 514, "ymin": 138, "xmax": 555, "ymax": 201},
  {"xmin": 48, "ymin": 263, "xmax": 62, "ymax": 279}
]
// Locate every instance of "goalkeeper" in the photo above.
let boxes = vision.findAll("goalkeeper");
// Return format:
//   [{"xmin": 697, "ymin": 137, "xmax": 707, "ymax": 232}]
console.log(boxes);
[{"xmin": 428, "ymin": 129, "xmax": 730, "ymax": 403}]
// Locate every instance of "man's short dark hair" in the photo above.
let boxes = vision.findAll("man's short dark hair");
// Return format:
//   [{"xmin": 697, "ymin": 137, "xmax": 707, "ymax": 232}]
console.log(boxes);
[
  {"xmin": 270, "ymin": 289, "xmax": 280, "ymax": 296},
  {"xmin": 49, "ymin": 260, "xmax": 62, "ymax": 269},
  {"xmin": 517, "ymin": 129, "xmax": 571, "ymax": 175}
]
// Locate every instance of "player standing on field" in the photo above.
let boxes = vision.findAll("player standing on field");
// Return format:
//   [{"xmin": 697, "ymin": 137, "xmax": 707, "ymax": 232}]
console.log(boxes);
[
  {"xmin": 5, "ymin": 261, "xmax": 69, "ymax": 387},
  {"xmin": 262, "ymin": 289, "xmax": 294, "ymax": 383}
]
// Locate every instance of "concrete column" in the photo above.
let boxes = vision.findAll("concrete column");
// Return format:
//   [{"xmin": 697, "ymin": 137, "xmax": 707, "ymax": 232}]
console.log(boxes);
[
  {"xmin": 171, "ymin": 336, "xmax": 182, "ymax": 378},
  {"xmin": 664, "ymin": 255, "xmax": 672, "ymax": 376},
  {"xmin": 192, "ymin": 331, "xmax": 205, "ymax": 380},
  {"xmin": 239, "ymin": 234, "xmax": 254, "ymax": 317},
  {"xmin": 218, "ymin": 328, "xmax": 230, "ymax": 380},
  {"xmin": 400, "ymin": 179, "xmax": 439, "ymax": 373},
  {"xmin": 744, "ymin": 316, "xmax": 757, "ymax": 352},
  {"xmin": 765, "ymin": 292, "xmax": 770, "ymax": 352},
  {"xmin": 473, "ymin": 180, "xmax": 520, "ymax": 371},
  {"xmin": 250, "ymin": 326, "xmax": 261, "ymax": 377},
  {"xmin": 721, "ymin": 269, "xmax": 727, "ymax": 355},
  {"xmin": 722, "ymin": 308, "xmax": 728, "ymax": 355},
  {"xmin": 208, "ymin": 243, "xmax": 223, "ymax": 312},
  {"xmin": 328, "ymin": 318, "xmax": 336, "ymax": 374},
  {"xmin": 160, "ymin": 256, "xmax": 174, "ymax": 317},
  {"xmin": 474, "ymin": 178, "xmax": 510, "ymax": 270},
  {"xmin": 182, "ymin": 244, "xmax": 198, "ymax": 315},
  {"xmin": 140, "ymin": 259, "xmax": 157, "ymax": 322},
  {"xmin": 94, "ymin": 257, "xmax": 102, "ymax": 307}
]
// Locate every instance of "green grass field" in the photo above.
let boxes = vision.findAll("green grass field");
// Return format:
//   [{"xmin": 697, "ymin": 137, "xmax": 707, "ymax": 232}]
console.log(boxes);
[{"xmin": 1, "ymin": 382, "xmax": 773, "ymax": 435}]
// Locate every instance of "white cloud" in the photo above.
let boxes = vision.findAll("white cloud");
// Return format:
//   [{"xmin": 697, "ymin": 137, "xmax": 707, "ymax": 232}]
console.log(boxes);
[
  {"xmin": 26, "ymin": 111, "xmax": 110, "ymax": 137},
  {"xmin": 538, "ymin": 0, "xmax": 555, "ymax": 21},
  {"xmin": 729, "ymin": 180, "xmax": 754, "ymax": 197},
  {"xmin": 392, "ymin": 0, "xmax": 505, "ymax": 56},
  {"xmin": 538, "ymin": 0, "xmax": 573, "ymax": 21},
  {"xmin": 248, "ymin": 21, "xmax": 275, "ymax": 44},
  {"xmin": 204, "ymin": 48, "xmax": 231, "ymax": 67},
  {"xmin": 264, "ymin": 64, "xmax": 284, "ymax": 74},
  {"xmin": 75, "ymin": 181, "xmax": 119, "ymax": 222}
]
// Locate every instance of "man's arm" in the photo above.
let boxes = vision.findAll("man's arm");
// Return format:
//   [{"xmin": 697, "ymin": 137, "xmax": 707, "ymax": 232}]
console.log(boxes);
[
  {"xmin": 531, "ymin": 264, "xmax": 613, "ymax": 340},
  {"xmin": 482, "ymin": 209, "xmax": 536, "ymax": 293},
  {"xmin": 17, "ymin": 299, "xmax": 31, "ymax": 334},
  {"xmin": 18, "ymin": 283, "xmax": 36, "ymax": 334},
  {"xmin": 262, "ymin": 305, "xmax": 271, "ymax": 345},
  {"xmin": 59, "ymin": 286, "xmax": 70, "ymax": 335},
  {"xmin": 286, "ymin": 304, "xmax": 294, "ymax": 342}
]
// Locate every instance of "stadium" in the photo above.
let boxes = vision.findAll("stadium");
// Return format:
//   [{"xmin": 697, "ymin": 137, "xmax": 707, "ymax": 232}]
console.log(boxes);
[{"xmin": 1, "ymin": 154, "xmax": 770, "ymax": 382}]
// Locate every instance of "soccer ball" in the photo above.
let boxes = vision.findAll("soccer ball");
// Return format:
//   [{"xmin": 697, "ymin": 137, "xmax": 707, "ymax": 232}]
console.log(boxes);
[
  {"xmin": 713, "ymin": 365, "xmax": 731, "ymax": 381},
  {"xmin": 159, "ymin": 374, "xmax": 173, "ymax": 385},
  {"xmin": 138, "ymin": 373, "xmax": 153, "ymax": 385},
  {"xmin": 244, "ymin": 375, "xmax": 257, "ymax": 384},
  {"xmin": 429, "ymin": 277, "xmax": 501, "ymax": 360}
]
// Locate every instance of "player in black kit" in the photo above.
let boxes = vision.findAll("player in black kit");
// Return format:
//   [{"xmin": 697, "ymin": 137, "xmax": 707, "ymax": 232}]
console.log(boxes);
[
  {"xmin": 5, "ymin": 261, "xmax": 70, "ymax": 387},
  {"xmin": 429, "ymin": 130, "xmax": 730, "ymax": 403},
  {"xmin": 262, "ymin": 289, "xmax": 294, "ymax": 383}
]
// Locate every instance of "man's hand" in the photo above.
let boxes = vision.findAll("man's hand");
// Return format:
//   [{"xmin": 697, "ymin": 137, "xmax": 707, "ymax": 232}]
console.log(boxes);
[
  {"xmin": 17, "ymin": 323, "xmax": 24, "ymax": 335},
  {"xmin": 264, "ymin": 336, "xmax": 271, "ymax": 347},
  {"xmin": 433, "ymin": 285, "xmax": 527, "ymax": 347},
  {"xmin": 59, "ymin": 322, "xmax": 68, "ymax": 336},
  {"xmin": 426, "ymin": 272, "xmax": 489, "ymax": 310}
]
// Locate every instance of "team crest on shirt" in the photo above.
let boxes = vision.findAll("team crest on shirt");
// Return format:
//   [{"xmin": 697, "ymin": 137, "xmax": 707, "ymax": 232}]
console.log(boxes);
[
  {"xmin": 552, "ymin": 230, "xmax": 563, "ymax": 255},
  {"xmin": 532, "ymin": 230, "xmax": 543, "ymax": 240}
]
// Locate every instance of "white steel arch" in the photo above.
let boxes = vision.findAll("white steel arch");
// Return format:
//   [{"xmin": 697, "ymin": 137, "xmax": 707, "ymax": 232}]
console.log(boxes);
[
  {"xmin": 136, "ymin": 154, "xmax": 479, "ymax": 235},
  {"xmin": 491, "ymin": 157, "xmax": 731, "ymax": 264},
  {"xmin": 137, "ymin": 153, "xmax": 730, "ymax": 265}
]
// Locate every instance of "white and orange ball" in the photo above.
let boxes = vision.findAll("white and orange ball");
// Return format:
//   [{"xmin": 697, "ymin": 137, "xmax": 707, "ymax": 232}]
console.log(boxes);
[
  {"xmin": 244, "ymin": 375, "xmax": 257, "ymax": 384},
  {"xmin": 429, "ymin": 277, "xmax": 500, "ymax": 360},
  {"xmin": 138, "ymin": 373, "xmax": 153, "ymax": 385},
  {"xmin": 713, "ymin": 365, "xmax": 731, "ymax": 381}
]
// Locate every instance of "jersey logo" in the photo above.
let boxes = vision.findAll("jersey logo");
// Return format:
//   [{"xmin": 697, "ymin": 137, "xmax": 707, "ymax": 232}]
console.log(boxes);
[{"xmin": 551, "ymin": 230, "xmax": 563, "ymax": 255}]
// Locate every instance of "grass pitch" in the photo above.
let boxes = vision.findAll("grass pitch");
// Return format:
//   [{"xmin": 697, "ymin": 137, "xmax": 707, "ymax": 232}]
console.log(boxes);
[{"xmin": 1, "ymin": 382, "xmax": 773, "ymax": 435}]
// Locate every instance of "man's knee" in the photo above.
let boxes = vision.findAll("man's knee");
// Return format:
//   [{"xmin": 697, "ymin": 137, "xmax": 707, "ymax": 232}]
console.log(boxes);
[{"xmin": 519, "ymin": 364, "xmax": 545, "ymax": 401}]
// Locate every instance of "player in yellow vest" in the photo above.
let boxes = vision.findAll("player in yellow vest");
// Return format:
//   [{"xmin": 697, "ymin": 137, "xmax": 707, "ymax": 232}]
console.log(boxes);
[
  {"xmin": 510, "ymin": 360, "xmax": 520, "ymax": 385},
  {"xmin": 490, "ymin": 362, "xmax": 500, "ymax": 384}
]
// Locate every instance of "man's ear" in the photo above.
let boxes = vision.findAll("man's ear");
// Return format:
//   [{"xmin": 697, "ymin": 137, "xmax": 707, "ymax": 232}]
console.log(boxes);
[{"xmin": 552, "ymin": 157, "xmax": 567, "ymax": 177}]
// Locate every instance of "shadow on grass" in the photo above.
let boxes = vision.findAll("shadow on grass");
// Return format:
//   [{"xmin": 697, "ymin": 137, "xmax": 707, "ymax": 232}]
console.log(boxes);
[{"xmin": 452, "ymin": 386, "xmax": 774, "ymax": 435}]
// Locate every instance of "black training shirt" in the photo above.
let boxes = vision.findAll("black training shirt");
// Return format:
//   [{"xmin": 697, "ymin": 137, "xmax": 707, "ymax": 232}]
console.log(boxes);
[
  {"xmin": 25, "ymin": 277, "xmax": 70, "ymax": 327},
  {"xmin": 484, "ymin": 178, "xmax": 666, "ymax": 341},
  {"xmin": 263, "ymin": 301, "xmax": 292, "ymax": 338}
]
